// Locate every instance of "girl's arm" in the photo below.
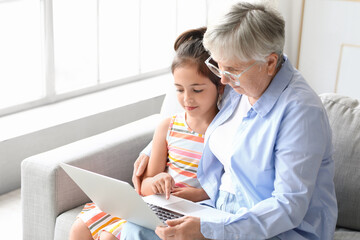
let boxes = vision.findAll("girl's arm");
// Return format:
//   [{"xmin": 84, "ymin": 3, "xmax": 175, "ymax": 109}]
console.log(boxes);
[
  {"xmin": 171, "ymin": 186, "xmax": 209, "ymax": 202},
  {"xmin": 140, "ymin": 117, "xmax": 173, "ymax": 197}
]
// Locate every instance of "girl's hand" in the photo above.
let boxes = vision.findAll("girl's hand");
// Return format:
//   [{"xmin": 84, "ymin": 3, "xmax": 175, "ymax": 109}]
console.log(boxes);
[
  {"xmin": 151, "ymin": 172, "xmax": 175, "ymax": 199},
  {"xmin": 171, "ymin": 187, "xmax": 209, "ymax": 202}
]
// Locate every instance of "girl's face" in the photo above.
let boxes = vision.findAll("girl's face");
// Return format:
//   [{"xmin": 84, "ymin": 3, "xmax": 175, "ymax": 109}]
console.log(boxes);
[{"xmin": 173, "ymin": 65, "xmax": 219, "ymax": 119}]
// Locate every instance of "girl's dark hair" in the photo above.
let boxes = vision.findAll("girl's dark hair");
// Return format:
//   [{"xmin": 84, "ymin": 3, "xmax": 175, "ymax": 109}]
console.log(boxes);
[{"xmin": 171, "ymin": 27, "xmax": 221, "ymax": 88}]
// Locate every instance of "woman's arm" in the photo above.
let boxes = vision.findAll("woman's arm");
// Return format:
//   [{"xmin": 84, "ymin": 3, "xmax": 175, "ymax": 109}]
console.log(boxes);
[
  {"xmin": 140, "ymin": 117, "xmax": 173, "ymax": 197},
  {"xmin": 132, "ymin": 153, "xmax": 150, "ymax": 195}
]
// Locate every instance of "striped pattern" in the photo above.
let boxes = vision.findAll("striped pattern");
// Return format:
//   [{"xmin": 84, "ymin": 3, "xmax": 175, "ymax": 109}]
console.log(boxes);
[
  {"xmin": 78, "ymin": 203, "xmax": 126, "ymax": 240},
  {"xmin": 166, "ymin": 112, "xmax": 203, "ymax": 189},
  {"xmin": 77, "ymin": 112, "xmax": 203, "ymax": 239}
]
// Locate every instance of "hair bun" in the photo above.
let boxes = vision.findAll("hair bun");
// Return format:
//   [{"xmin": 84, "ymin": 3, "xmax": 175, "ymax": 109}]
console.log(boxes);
[{"xmin": 174, "ymin": 27, "xmax": 207, "ymax": 51}]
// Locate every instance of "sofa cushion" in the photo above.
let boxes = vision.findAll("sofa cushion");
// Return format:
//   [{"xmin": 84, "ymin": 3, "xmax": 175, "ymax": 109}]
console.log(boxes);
[
  {"xmin": 54, "ymin": 205, "xmax": 84, "ymax": 240},
  {"xmin": 160, "ymin": 84, "xmax": 182, "ymax": 118},
  {"xmin": 320, "ymin": 93, "xmax": 360, "ymax": 230},
  {"xmin": 334, "ymin": 228, "xmax": 360, "ymax": 240}
]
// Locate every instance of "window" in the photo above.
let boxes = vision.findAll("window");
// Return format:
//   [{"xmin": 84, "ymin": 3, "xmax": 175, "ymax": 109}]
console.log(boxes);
[
  {"xmin": 0, "ymin": 0, "xmax": 207, "ymax": 117},
  {"xmin": 0, "ymin": 0, "xmax": 43, "ymax": 110}
]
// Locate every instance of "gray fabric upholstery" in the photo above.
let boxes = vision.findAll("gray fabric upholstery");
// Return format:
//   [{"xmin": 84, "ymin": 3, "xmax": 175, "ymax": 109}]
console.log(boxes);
[
  {"xmin": 334, "ymin": 228, "xmax": 360, "ymax": 240},
  {"xmin": 22, "ymin": 114, "xmax": 161, "ymax": 240},
  {"xmin": 320, "ymin": 93, "xmax": 360, "ymax": 234},
  {"xmin": 54, "ymin": 205, "xmax": 84, "ymax": 240}
]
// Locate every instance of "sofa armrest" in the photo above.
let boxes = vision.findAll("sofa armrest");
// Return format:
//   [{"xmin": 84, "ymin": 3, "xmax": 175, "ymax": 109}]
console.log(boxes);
[{"xmin": 21, "ymin": 114, "xmax": 161, "ymax": 240}]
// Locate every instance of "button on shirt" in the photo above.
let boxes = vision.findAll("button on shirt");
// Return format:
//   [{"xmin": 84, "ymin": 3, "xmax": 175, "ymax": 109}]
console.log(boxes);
[{"xmin": 197, "ymin": 56, "xmax": 338, "ymax": 239}]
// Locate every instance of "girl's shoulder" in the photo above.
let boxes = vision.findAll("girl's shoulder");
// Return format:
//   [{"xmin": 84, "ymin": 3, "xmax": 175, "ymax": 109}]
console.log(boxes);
[
  {"xmin": 157, "ymin": 112, "xmax": 186, "ymax": 134},
  {"xmin": 169, "ymin": 112, "xmax": 186, "ymax": 126}
]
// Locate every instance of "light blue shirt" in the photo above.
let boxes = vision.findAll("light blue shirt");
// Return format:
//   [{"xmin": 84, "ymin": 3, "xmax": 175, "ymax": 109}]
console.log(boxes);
[{"xmin": 198, "ymin": 57, "xmax": 338, "ymax": 239}]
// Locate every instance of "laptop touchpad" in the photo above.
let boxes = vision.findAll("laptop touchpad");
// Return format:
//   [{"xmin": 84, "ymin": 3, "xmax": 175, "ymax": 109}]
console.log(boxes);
[{"xmin": 165, "ymin": 201, "xmax": 205, "ymax": 214}]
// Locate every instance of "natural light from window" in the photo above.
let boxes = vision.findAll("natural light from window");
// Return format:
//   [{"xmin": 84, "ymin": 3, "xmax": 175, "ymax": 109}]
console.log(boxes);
[
  {"xmin": 0, "ymin": 0, "xmax": 43, "ymax": 109},
  {"xmin": 3, "ymin": 0, "xmax": 268, "ymax": 117},
  {"xmin": 0, "ymin": 0, "xmax": 209, "ymax": 117}
]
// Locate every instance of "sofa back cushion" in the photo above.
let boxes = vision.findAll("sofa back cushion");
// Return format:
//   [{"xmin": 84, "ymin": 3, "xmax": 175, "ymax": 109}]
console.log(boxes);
[
  {"xmin": 160, "ymin": 84, "xmax": 182, "ymax": 117},
  {"xmin": 320, "ymin": 93, "xmax": 360, "ymax": 230}
]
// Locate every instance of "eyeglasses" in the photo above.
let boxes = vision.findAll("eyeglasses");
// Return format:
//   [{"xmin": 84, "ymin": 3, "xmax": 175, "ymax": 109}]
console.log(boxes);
[{"xmin": 205, "ymin": 56, "xmax": 258, "ymax": 86}]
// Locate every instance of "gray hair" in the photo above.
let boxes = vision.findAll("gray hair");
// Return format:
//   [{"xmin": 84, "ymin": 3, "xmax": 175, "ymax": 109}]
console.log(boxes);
[{"xmin": 203, "ymin": 2, "xmax": 285, "ymax": 67}]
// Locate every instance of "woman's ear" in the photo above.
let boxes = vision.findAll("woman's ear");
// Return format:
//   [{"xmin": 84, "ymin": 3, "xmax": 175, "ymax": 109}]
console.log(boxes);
[{"xmin": 267, "ymin": 53, "xmax": 278, "ymax": 76}]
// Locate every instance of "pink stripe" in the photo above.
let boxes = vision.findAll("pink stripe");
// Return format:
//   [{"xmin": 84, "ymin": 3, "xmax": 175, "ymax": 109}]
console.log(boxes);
[
  {"xmin": 169, "ymin": 147, "xmax": 201, "ymax": 160},
  {"xmin": 175, "ymin": 183, "xmax": 188, "ymax": 187}
]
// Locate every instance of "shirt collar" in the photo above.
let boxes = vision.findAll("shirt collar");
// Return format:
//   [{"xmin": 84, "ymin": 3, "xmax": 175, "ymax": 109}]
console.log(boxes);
[{"xmin": 252, "ymin": 55, "xmax": 294, "ymax": 118}]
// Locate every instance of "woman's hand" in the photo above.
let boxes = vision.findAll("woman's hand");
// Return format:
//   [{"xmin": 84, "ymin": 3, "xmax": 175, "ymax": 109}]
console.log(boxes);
[
  {"xmin": 151, "ymin": 172, "xmax": 175, "ymax": 199},
  {"xmin": 171, "ymin": 187, "xmax": 209, "ymax": 202},
  {"xmin": 155, "ymin": 216, "xmax": 205, "ymax": 240},
  {"xmin": 132, "ymin": 153, "xmax": 149, "ymax": 195}
]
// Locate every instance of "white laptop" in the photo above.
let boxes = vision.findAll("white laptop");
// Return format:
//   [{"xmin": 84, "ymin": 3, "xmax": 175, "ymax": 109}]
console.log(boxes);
[{"xmin": 60, "ymin": 163, "xmax": 232, "ymax": 230}]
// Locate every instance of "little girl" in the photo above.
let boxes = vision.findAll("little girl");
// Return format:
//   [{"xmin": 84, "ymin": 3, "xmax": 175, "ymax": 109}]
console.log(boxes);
[{"xmin": 69, "ymin": 27, "xmax": 223, "ymax": 240}]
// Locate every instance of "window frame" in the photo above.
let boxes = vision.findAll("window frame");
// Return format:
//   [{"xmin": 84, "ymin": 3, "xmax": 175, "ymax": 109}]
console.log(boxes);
[{"xmin": 0, "ymin": 0, "xmax": 180, "ymax": 117}]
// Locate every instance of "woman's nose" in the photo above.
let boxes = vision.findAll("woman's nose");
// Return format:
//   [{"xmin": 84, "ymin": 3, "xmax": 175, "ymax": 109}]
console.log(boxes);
[{"xmin": 220, "ymin": 75, "xmax": 229, "ymax": 85}]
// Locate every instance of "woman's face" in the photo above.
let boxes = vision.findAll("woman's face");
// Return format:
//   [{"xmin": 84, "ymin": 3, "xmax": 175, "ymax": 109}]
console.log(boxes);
[
  {"xmin": 214, "ymin": 53, "xmax": 278, "ymax": 101},
  {"xmin": 173, "ymin": 65, "xmax": 220, "ymax": 119}
]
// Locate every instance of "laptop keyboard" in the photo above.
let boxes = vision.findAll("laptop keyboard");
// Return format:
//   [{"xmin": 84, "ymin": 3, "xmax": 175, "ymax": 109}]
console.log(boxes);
[{"xmin": 147, "ymin": 203, "xmax": 184, "ymax": 222}]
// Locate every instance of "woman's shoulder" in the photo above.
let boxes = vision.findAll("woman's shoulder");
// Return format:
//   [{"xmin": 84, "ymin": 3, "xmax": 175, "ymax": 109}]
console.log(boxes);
[{"xmin": 283, "ymin": 76, "xmax": 324, "ymax": 110}]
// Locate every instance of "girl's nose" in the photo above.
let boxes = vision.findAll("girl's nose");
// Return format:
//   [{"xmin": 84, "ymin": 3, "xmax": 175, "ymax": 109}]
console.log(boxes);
[{"xmin": 184, "ymin": 92, "xmax": 193, "ymax": 103}]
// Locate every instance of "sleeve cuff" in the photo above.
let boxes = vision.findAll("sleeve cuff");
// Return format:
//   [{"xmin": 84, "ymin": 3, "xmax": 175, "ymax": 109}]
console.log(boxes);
[{"xmin": 200, "ymin": 217, "xmax": 224, "ymax": 239}]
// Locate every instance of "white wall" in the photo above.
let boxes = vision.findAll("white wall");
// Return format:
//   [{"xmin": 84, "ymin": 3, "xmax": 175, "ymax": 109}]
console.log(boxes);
[
  {"xmin": 277, "ymin": 0, "xmax": 304, "ymax": 67},
  {"xmin": 298, "ymin": 0, "xmax": 360, "ymax": 99}
]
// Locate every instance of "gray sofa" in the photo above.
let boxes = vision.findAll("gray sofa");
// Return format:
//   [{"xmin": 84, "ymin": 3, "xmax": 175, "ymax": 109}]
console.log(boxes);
[{"xmin": 21, "ymin": 93, "xmax": 360, "ymax": 240}]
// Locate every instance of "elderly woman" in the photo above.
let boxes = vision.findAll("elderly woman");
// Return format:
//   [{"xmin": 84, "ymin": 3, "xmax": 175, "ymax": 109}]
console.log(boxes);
[{"xmin": 124, "ymin": 2, "xmax": 337, "ymax": 240}]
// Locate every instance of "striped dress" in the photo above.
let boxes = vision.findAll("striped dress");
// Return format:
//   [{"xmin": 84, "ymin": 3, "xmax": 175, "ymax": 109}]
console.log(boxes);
[
  {"xmin": 77, "ymin": 112, "xmax": 204, "ymax": 239},
  {"xmin": 166, "ymin": 112, "xmax": 202, "ymax": 189}
]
